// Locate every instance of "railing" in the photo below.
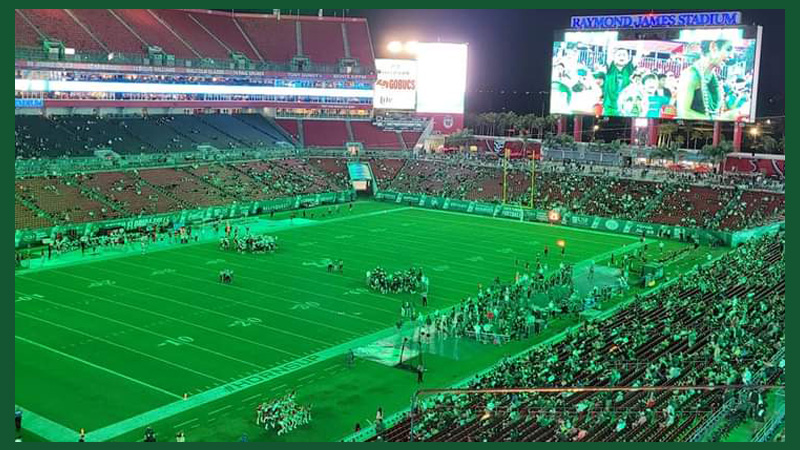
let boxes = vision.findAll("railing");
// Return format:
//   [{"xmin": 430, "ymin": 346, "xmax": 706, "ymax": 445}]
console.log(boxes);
[
  {"xmin": 15, "ymin": 46, "xmax": 371, "ymax": 76},
  {"xmin": 14, "ymin": 147, "xmax": 302, "ymax": 177},
  {"xmin": 751, "ymin": 403, "xmax": 785, "ymax": 442}
]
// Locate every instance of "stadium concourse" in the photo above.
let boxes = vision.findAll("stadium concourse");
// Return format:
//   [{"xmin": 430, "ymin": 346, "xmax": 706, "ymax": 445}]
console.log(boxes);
[{"xmin": 15, "ymin": 8, "xmax": 784, "ymax": 444}]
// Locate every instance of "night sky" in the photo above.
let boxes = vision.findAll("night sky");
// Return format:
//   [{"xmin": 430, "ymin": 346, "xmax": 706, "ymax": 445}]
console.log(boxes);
[{"xmin": 351, "ymin": 9, "xmax": 784, "ymax": 117}]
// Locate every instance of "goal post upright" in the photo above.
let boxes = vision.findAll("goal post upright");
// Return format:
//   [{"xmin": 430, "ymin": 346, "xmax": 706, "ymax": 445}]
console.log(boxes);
[
  {"xmin": 502, "ymin": 148, "xmax": 509, "ymax": 204},
  {"xmin": 530, "ymin": 151, "xmax": 536, "ymax": 209}
]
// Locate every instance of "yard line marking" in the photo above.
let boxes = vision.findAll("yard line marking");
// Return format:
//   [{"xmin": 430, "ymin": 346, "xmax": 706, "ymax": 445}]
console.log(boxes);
[
  {"xmin": 119, "ymin": 257, "xmax": 390, "ymax": 326},
  {"xmin": 94, "ymin": 260, "xmax": 372, "ymax": 335},
  {"xmin": 297, "ymin": 373, "xmax": 316, "ymax": 382},
  {"xmin": 242, "ymin": 393, "xmax": 261, "ymax": 403},
  {"xmin": 208, "ymin": 405, "xmax": 232, "ymax": 416},
  {"xmin": 79, "ymin": 322, "xmax": 412, "ymax": 441},
  {"xmin": 13, "ymin": 205, "xmax": 410, "ymax": 277},
  {"xmin": 21, "ymin": 272, "xmax": 313, "ymax": 356},
  {"xmin": 15, "ymin": 282, "xmax": 269, "ymax": 371},
  {"xmin": 173, "ymin": 418, "xmax": 198, "ymax": 429},
  {"xmin": 15, "ymin": 335, "xmax": 182, "ymax": 400},
  {"xmin": 184, "ymin": 245, "xmax": 418, "ymax": 310},
  {"xmin": 16, "ymin": 310, "xmax": 226, "ymax": 383}
]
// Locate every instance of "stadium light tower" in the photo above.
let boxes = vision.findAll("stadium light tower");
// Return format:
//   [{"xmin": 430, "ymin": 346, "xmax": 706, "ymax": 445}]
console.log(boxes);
[{"xmin": 387, "ymin": 41, "xmax": 403, "ymax": 53}]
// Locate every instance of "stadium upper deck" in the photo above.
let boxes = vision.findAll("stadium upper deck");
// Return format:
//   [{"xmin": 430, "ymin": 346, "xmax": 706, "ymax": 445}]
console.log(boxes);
[{"xmin": 15, "ymin": 9, "xmax": 375, "ymax": 74}]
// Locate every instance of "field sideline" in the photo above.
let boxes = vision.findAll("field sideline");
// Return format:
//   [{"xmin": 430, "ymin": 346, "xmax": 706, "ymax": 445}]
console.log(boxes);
[{"xmin": 14, "ymin": 201, "xmax": 722, "ymax": 442}]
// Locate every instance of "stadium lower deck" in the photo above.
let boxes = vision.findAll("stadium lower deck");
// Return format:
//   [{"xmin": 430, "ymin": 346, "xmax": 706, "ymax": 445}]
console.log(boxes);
[{"xmin": 15, "ymin": 200, "xmax": 761, "ymax": 442}]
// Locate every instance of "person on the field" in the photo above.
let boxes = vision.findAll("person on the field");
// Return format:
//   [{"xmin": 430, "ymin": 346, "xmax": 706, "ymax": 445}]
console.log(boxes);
[{"xmin": 15, "ymin": 408, "xmax": 22, "ymax": 433}]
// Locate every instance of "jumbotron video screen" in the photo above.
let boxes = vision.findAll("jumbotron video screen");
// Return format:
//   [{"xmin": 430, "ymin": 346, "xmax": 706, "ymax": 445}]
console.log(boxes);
[{"xmin": 550, "ymin": 27, "xmax": 762, "ymax": 121}]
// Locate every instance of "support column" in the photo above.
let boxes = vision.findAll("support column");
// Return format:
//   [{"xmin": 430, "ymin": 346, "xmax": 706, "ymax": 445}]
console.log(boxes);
[
  {"xmin": 630, "ymin": 118, "xmax": 637, "ymax": 145},
  {"xmin": 647, "ymin": 118, "xmax": 659, "ymax": 147},
  {"xmin": 712, "ymin": 121, "xmax": 722, "ymax": 147},
  {"xmin": 733, "ymin": 121, "xmax": 744, "ymax": 151},
  {"xmin": 573, "ymin": 115, "xmax": 583, "ymax": 142},
  {"xmin": 556, "ymin": 116, "xmax": 567, "ymax": 135}
]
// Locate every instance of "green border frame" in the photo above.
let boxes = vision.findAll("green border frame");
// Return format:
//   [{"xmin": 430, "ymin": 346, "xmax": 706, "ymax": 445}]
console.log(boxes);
[{"xmin": 10, "ymin": 5, "xmax": 788, "ymax": 448}]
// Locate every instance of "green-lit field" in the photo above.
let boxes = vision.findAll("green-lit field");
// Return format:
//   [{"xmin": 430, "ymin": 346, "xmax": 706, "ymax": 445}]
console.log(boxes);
[{"xmin": 14, "ymin": 201, "xmax": 723, "ymax": 442}]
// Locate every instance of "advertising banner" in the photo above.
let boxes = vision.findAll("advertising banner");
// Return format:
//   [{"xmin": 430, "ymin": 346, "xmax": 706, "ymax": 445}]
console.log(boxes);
[{"xmin": 374, "ymin": 59, "xmax": 417, "ymax": 110}]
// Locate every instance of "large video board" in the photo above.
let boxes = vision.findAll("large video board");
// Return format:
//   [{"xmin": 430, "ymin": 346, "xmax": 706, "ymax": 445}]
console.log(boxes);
[
  {"xmin": 550, "ymin": 27, "xmax": 762, "ymax": 122},
  {"xmin": 415, "ymin": 43, "xmax": 468, "ymax": 115}
]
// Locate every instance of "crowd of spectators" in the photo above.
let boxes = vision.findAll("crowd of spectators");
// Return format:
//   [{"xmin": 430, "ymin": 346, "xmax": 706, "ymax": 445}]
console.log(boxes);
[{"xmin": 373, "ymin": 232, "xmax": 785, "ymax": 442}]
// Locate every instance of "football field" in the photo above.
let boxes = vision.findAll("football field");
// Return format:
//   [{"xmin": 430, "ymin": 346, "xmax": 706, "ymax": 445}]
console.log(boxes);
[{"xmin": 16, "ymin": 201, "xmax": 711, "ymax": 442}]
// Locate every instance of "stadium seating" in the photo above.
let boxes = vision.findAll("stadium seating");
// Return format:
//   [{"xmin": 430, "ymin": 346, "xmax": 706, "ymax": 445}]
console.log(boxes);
[
  {"xmin": 236, "ymin": 14, "xmax": 298, "ymax": 63},
  {"xmin": 350, "ymin": 122, "xmax": 404, "ymax": 150},
  {"xmin": 69, "ymin": 9, "xmax": 148, "ymax": 55},
  {"xmin": 372, "ymin": 233, "xmax": 784, "ymax": 442},
  {"xmin": 14, "ymin": 115, "xmax": 295, "ymax": 158},
  {"xmin": 188, "ymin": 10, "xmax": 260, "ymax": 61},
  {"xmin": 78, "ymin": 171, "xmax": 181, "ymax": 216},
  {"xmin": 645, "ymin": 186, "xmax": 736, "ymax": 229},
  {"xmin": 367, "ymin": 159, "xmax": 406, "ymax": 183},
  {"xmin": 301, "ymin": 20, "xmax": 345, "ymax": 65},
  {"xmin": 16, "ymin": 176, "xmax": 122, "ymax": 224},
  {"xmin": 137, "ymin": 168, "xmax": 233, "ymax": 207},
  {"xmin": 113, "ymin": 9, "xmax": 197, "ymax": 59},
  {"xmin": 302, "ymin": 120, "xmax": 349, "ymax": 147},
  {"xmin": 148, "ymin": 9, "xmax": 224, "ymax": 59},
  {"xmin": 275, "ymin": 119, "xmax": 301, "ymax": 142},
  {"xmin": 388, "ymin": 160, "xmax": 499, "ymax": 199},
  {"xmin": 344, "ymin": 21, "xmax": 374, "ymax": 68},
  {"xmin": 183, "ymin": 164, "xmax": 271, "ymax": 200},
  {"xmin": 15, "ymin": 200, "xmax": 53, "ymax": 230},
  {"xmin": 401, "ymin": 132, "xmax": 422, "ymax": 149},
  {"xmin": 19, "ymin": 9, "xmax": 104, "ymax": 52},
  {"xmin": 580, "ymin": 179, "xmax": 664, "ymax": 221},
  {"xmin": 15, "ymin": 10, "xmax": 41, "ymax": 47},
  {"xmin": 717, "ymin": 191, "xmax": 785, "ymax": 231},
  {"xmin": 16, "ymin": 9, "xmax": 374, "ymax": 70}
]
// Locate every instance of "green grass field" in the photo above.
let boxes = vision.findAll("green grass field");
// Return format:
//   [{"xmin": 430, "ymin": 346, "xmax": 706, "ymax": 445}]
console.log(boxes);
[{"xmin": 14, "ymin": 201, "xmax": 724, "ymax": 442}]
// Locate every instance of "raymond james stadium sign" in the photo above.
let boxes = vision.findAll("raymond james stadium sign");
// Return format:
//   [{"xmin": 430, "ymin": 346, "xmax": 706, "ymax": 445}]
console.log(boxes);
[{"xmin": 571, "ymin": 12, "xmax": 741, "ymax": 29}]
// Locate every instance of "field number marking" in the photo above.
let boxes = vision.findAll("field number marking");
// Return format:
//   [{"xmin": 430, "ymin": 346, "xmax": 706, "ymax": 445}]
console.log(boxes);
[
  {"xmin": 151, "ymin": 268, "xmax": 176, "ymax": 276},
  {"xmin": 290, "ymin": 302, "xmax": 320, "ymax": 311},
  {"xmin": 302, "ymin": 259, "xmax": 332, "ymax": 268},
  {"xmin": 228, "ymin": 318, "xmax": 262, "ymax": 328},
  {"xmin": 16, "ymin": 293, "xmax": 45, "ymax": 303},
  {"xmin": 158, "ymin": 336, "xmax": 194, "ymax": 347},
  {"xmin": 343, "ymin": 288, "xmax": 370, "ymax": 296},
  {"xmin": 88, "ymin": 279, "xmax": 117, "ymax": 288}
]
